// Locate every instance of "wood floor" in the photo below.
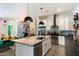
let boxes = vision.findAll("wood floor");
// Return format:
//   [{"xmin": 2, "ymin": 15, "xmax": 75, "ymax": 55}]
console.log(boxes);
[
  {"xmin": 0, "ymin": 48, "xmax": 15, "ymax": 56},
  {"xmin": 0, "ymin": 35, "xmax": 79, "ymax": 56},
  {"xmin": 46, "ymin": 45, "xmax": 65, "ymax": 56},
  {"xmin": 0, "ymin": 45, "xmax": 65, "ymax": 56},
  {"xmin": 65, "ymin": 36, "xmax": 79, "ymax": 56}
]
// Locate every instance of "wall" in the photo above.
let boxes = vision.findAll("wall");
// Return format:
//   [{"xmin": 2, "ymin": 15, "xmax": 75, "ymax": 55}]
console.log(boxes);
[
  {"xmin": 0, "ymin": 3, "xmax": 75, "ymax": 36},
  {"xmin": 35, "ymin": 11, "xmax": 73, "ymax": 32},
  {"xmin": 57, "ymin": 11, "xmax": 73, "ymax": 30},
  {"xmin": 34, "ymin": 11, "xmax": 73, "ymax": 36},
  {"xmin": 0, "ymin": 19, "xmax": 8, "ymax": 36},
  {"xmin": 73, "ymin": 4, "xmax": 79, "ymax": 14},
  {"xmin": 68, "ymin": 3, "xmax": 79, "ymax": 30},
  {"xmin": 28, "ymin": 3, "xmax": 74, "ymax": 32},
  {"xmin": 58, "ymin": 36, "xmax": 65, "ymax": 46},
  {"xmin": 0, "ymin": 3, "xmax": 28, "ymax": 36}
]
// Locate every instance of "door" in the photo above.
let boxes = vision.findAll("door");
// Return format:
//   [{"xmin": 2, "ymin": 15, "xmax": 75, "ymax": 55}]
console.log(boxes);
[
  {"xmin": 8, "ymin": 25, "xmax": 11, "ymax": 36},
  {"xmin": 8, "ymin": 24, "xmax": 13, "ymax": 36}
]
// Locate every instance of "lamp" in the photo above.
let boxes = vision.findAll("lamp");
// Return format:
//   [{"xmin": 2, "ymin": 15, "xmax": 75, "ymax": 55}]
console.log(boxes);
[
  {"xmin": 39, "ymin": 8, "xmax": 44, "ymax": 25},
  {"xmin": 24, "ymin": 3, "xmax": 33, "ymax": 22},
  {"xmin": 39, "ymin": 21, "xmax": 44, "ymax": 25},
  {"xmin": 24, "ymin": 16, "xmax": 33, "ymax": 22},
  {"xmin": 38, "ymin": 8, "xmax": 49, "ymax": 20}
]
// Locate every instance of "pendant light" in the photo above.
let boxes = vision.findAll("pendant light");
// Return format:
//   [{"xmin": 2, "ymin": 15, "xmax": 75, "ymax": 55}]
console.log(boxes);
[
  {"xmin": 39, "ymin": 8, "xmax": 44, "ymax": 25},
  {"xmin": 24, "ymin": 16, "xmax": 33, "ymax": 22},
  {"xmin": 39, "ymin": 21, "xmax": 44, "ymax": 25},
  {"xmin": 24, "ymin": 2, "xmax": 33, "ymax": 22}
]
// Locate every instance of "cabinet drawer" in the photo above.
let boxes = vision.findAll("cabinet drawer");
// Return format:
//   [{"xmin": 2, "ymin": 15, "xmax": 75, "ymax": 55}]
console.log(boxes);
[
  {"xmin": 42, "ymin": 39, "xmax": 48, "ymax": 55},
  {"xmin": 47, "ymin": 38, "xmax": 51, "ymax": 48},
  {"xmin": 42, "ymin": 37, "xmax": 51, "ymax": 55}
]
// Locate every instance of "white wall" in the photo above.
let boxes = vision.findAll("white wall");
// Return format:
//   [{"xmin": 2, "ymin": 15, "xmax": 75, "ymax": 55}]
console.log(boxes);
[
  {"xmin": 0, "ymin": 3, "xmax": 28, "ymax": 36},
  {"xmin": 36, "ymin": 11, "xmax": 73, "ymax": 31},
  {"xmin": 73, "ymin": 4, "xmax": 79, "ymax": 14},
  {"xmin": 46, "ymin": 16, "xmax": 53, "ymax": 30},
  {"xmin": 28, "ymin": 3, "xmax": 74, "ymax": 31},
  {"xmin": 0, "ymin": 19, "xmax": 8, "ymax": 36},
  {"xmin": 0, "ymin": 3, "xmax": 28, "ymax": 21},
  {"xmin": 57, "ymin": 11, "xmax": 73, "ymax": 30},
  {"xmin": 67, "ymin": 3, "xmax": 79, "ymax": 30},
  {"xmin": 0, "ymin": 3, "xmax": 75, "ymax": 36},
  {"xmin": 34, "ymin": 11, "xmax": 73, "ymax": 35},
  {"xmin": 58, "ymin": 36, "xmax": 65, "ymax": 46}
]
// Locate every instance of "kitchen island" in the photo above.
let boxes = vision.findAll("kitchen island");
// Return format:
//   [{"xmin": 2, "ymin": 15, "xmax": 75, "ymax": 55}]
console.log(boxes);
[{"xmin": 13, "ymin": 36, "xmax": 51, "ymax": 56}]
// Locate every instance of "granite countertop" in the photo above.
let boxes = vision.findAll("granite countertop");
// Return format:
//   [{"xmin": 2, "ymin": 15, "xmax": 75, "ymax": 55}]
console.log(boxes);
[{"xmin": 12, "ymin": 36, "xmax": 50, "ymax": 46}]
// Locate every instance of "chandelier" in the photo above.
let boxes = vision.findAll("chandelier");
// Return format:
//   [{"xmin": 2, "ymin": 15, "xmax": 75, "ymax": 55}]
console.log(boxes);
[{"xmin": 38, "ymin": 8, "xmax": 49, "ymax": 20}]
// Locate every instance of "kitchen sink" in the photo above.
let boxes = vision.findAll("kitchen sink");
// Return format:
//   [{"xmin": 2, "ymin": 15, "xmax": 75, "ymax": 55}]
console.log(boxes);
[{"xmin": 37, "ymin": 37, "xmax": 45, "ymax": 40}]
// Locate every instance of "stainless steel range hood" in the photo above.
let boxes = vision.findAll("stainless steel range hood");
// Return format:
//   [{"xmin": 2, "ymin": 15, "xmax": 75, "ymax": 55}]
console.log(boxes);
[{"xmin": 50, "ymin": 14, "xmax": 59, "ymax": 35}]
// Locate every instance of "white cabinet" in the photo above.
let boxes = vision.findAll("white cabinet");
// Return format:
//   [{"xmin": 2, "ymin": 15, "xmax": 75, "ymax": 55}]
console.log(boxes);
[
  {"xmin": 15, "ymin": 36, "xmax": 51, "ymax": 56},
  {"xmin": 42, "ymin": 37, "xmax": 51, "ymax": 56},
  {"xmin": 58, "ymin": 36, "xmax": 65, "ymax": 46},
  {"xmin": 15, "ymin": 43, "xmax": 34, "ymax": 56},
  {"xmin": 47, "ymin": 37, "xmax": 51, "ymax": 49}
]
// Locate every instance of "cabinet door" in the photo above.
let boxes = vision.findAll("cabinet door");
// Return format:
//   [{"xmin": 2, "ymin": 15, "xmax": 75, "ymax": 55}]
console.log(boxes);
[
  {"xmin": 42, "ymin": 39, "xmax": 48, "ymax": 55},
  {"xmin": 34, "ymin": 43, "xmax": 42, "ymax": 56},
  {"xmin": 47, "ymin": 37, "xmax": 51, "ymax": 50},
  {"xmin": 42, "ymin": 37, "xmax": 51, "ymax": 56}
]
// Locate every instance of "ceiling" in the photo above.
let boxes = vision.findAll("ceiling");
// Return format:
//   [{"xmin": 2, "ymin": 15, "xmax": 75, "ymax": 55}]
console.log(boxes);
[
  {"xmin": 29, "ymin": 3, "xmax": 76, "ymax": 18},
  {"xmin": 0, "ymin": 3, "xmax": 76, "ymax": 19}
]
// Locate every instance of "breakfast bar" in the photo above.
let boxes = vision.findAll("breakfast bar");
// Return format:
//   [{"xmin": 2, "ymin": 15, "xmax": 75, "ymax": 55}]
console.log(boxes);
[{"xmin": 13, "ymin": 36, "xmax": 51, "ymax": 56}]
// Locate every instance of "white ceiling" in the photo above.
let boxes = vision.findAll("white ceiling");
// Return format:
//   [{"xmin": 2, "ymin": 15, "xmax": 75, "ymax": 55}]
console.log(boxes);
[
  {"xmin": 0, "ymin": 3, "xmax": 76, "ymax": 19},
  {"xmin": 29, "ymin": 3, "xmax": 76, "ymax": 18}
]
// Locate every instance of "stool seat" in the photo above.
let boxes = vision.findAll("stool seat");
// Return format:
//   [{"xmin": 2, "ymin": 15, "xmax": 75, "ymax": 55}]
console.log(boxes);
[{"xmin": 0, "ymin": 40, "xmax": 3, "ymax": 45}]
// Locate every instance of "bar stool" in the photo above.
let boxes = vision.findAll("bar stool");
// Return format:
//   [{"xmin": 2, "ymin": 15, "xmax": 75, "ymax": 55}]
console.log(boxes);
[{"xmin": 0, "ymin": 40, "xmax": 3, "ymax": 45}]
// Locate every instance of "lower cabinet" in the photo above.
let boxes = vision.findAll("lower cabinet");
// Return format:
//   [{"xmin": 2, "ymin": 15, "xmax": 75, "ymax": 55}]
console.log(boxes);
[
  {"xmin": 42, "ymin": 37, "xmax": 51, "ymax": 56},
  {"xmin": 34, "ymin": 43, "xmax": 42, "ymax": 56},
  {"xmin": 15, "ymin": 37, "xmax": 51, "ymax": 56},
  {"xmin": 34, "ymin": 37, "xmax": 51, "ymax": 56}
]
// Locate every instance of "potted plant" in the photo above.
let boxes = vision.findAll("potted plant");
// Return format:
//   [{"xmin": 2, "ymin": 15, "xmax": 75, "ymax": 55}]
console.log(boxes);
[{"xmin": 1, "ymin": 34, "xmax": 5, "ymax": 40}]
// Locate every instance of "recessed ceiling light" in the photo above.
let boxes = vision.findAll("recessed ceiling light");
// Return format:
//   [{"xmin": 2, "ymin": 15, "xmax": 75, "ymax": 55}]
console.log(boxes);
[
  {"xmin": 66, "ymin": 17, "xmax": 69, "ymax": 20},
  {"xmin": 10, "ymin": 21, "xmax": 14, "ymax": 24},
  {"xmin": 57, "ymin": 8, "xmax": 61, "ymax": 12},
  {"xmin": 5, "ymin": 11, "xmax": 8, "ymax": 14}
]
